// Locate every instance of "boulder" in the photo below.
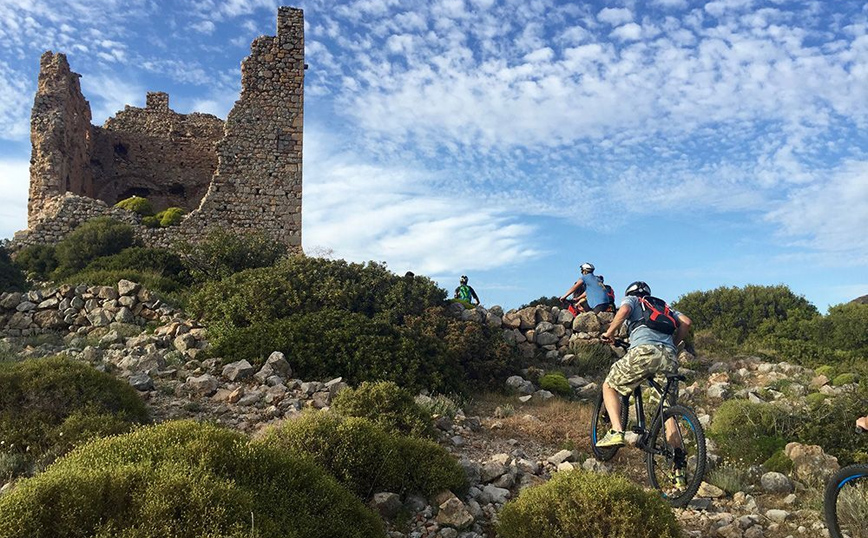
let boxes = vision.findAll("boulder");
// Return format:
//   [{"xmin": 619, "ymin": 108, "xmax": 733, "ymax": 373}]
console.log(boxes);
[
  {"xmin": 185, "ymin": 374, "xmax": 218, "ymax": 395},
  {"xmin": 369, "ymin": 492, "xmax": 402, "ymax": 519},
  {"xmin": 128, "ymin": 374, "xmax": 154, "ymax": 392},
  {"xmin": 572, "ymin": 312, "xmax": 601, "ymax": 334},
  {"xmin": 760, "ymin": 472, "xmax": 793, "ymax": 494},
  {"xmin": 785, "ymin": 442, "xmax": 839, "ymax": 484},
  {"xmin": 117, "ymin": 279, "xmax": 141, "ymax": 296},
  {"xmin": 222, "ymin": 360, "xmax": 255, "ymax": 381},
  {"xmin": 436, "ymin": 496, "xmax": 474, "ymax": 530}
]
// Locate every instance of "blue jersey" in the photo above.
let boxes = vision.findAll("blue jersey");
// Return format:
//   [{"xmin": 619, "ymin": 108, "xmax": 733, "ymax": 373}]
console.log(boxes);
[{"xmin": 581, "ymin": 273, "xmax": 608, "ymax": 309}]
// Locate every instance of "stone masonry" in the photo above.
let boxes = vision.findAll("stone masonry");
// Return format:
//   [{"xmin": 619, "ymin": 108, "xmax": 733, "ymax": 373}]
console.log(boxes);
[{"xmin": 17, "ymin": 7, "xmax": 304, "ymax": 251}]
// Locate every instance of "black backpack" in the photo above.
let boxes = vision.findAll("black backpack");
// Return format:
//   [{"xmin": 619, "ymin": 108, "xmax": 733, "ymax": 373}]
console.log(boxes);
[{"xmin": 633, "ymin": 296, "xmax": 679, "ymax": 335}]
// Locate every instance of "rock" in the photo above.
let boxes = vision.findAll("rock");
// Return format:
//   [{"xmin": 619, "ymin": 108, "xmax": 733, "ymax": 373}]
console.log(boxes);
[
  {"xmin": 300, "ymin": 381, "xmax": 323, "ymax": 395},
  {"xmin": 581, "ymin": 459, "xmax": 611, "ymax": 473},
  {"xmin": 518, "ymin": 395, "xmax": 532, "ymax": 403},
  {"xmin": 547, "ymin": 450, "xmax": 575, "ymax": 465},
  {"xmin": 16, "ymin": 301, "xmax": 37, "ymax": 312},
  {"xmin": 114, "ymin": 307, "xmax": 135, "ymax": 323},
  {"xmin": 707, "ymin": 383, "xmax": 730, "ymax": 399},
  {"xmin": 128, "ymin": 374, "xmax": 154, "ymax": 391},
  {"xmin": 265, "ymin": 351, "xmax": 291, "ymax": 376},
  {"xmin": 173, "ymin": 333, "xmax": 197, "ymax": 352},
  {"xmin": 697, "ymin": 482, "xmax": 726, "ymax": 498},
  {"xmin": 33, "ymin": 310, "xmax": 67, "ymax": 330},
  {"xmin": 785, "ymin": 442, "xmax": 839, "ymax": 484},
  {"xmin": 505, "ymin": 375, "xmax": 534, "ymax": 395},
  {"xmin": 480, "ymin": 484, "xmax": 510, "ymax": 505},
  {"xmin": 436, "ymin": 497, "xmax": 474, "ymax": 530},
  {"xmin": 716, "ymin": 522, "xmax": 743, "ymax": 538},
  {"xmin": 369, "ymin": 492, "xmax": 402, "ymax": 519},
  {"xmin": 572, "ymin": 312, "xmax": 601, "ymax": 333},
  {"xmin": 760, "ymin": 472, "xmax": 793, "ymax": 494},
  {"xmin": 480, "ymin": 460, "xmax": 507, "ymax": 483},
  {"xmin": 535, "ymin": 331, "xmax": 560, "ymax": 346},
  {"xmin": 222, "ymin": 360, "xmax": 255, "ymax": 381},
  {"xmin": 764, "ymin": 509, "xmax": 789, "ymax": 523},
  {"xmin": 117, "ymin": 280, "xmax": 141, "ymax": 296},
  {"xmin": 0, "ymin": 292, "xmax": 22, "ymax": 309},
  {"xmin": 533, "ymin": 389, "xmax": 554, "ymax": 401},
  {"xmin": 185, "ymin": 374, "xmax": 218, "ymax": 395}
]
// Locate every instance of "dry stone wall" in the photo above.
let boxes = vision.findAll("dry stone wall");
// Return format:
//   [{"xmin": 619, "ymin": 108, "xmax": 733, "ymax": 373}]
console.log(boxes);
[{"xmin": 17, "ymin": 7, "xmax": 304, "ymax": 251}]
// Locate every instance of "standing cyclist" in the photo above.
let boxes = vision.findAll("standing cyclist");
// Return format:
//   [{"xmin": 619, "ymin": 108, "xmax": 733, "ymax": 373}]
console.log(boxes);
[
  {"xmin": 560, "ymin": 262, "xmax": 611, "ymax": 314},
  {"xmin": 454, "ymin": 275, "xmax": 480, "ymax": 306},
  {"xmin": 597, "ymin": 281, "xmax": 692, "ymax": 451}
]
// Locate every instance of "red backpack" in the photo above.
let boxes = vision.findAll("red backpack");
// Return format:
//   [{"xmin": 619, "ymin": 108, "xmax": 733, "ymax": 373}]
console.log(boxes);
[{"xmin": 635, "ymin": 296, "xmax": 679, "ymax": 335}]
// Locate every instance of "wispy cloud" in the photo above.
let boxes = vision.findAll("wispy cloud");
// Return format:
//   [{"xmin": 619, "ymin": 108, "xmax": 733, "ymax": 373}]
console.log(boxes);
[{"xmin": 0, "ymin": 159, "xmax": 29, "ymax": 237}]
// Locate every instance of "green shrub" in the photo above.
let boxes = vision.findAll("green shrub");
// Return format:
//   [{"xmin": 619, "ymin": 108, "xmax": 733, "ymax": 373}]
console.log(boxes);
[
  {"xmin": 816, "ymin": 365, "xmax": 835, "ymax": 377},
  {"xmin": 539, "ymin": 373, "xmax": 572, "ymax": 397},
  {"xmin": 0, "ymin": 247, "xmax": 27, "ymax": 292},
  {"xmin": 708, "ymin": 400, "xmax": 799, "ymax": 465},
  {"xmin": 114, "ymin": 195, "xmax": 154, "ymax": 215},
  {"xmin": 53, "ymin": 218, "xmax": 136, "ymax": 276},
  {"xmin": 706, "ymin": 464, "xmax": 751, "ymax": 495},
  {"xmin": 259, "ymin": 413, "xmax": 466, "ymax": 499},
  {"xmin": 796, "ymin": 391, "xmax": 868, "ymax": 466},
  {"xmin": 672, "ymin": 285, "xmax": 817, "ymax": 348},
  {"xmin": 11, "ymin": 244, "xmax": 57, "ymax": 281},
  {"xmin": 142, "ymin": 215, "xmax": 160, "ymax": 228},
  {"xmin": 497, "ymin": 470, "xmax": 680, "ymax": 538},
  {"xmin": 61, "ymin": 246, "xmax": 192, "ymax": 294},
  {"xmin": 0, "ymin": 357, "xmax": 148, "ymax": 471},
  {"xmin": 832, "ymin": 373, "xmax": 858, "ymax": 386},
  {"xmin": 181, "ymin": 229, "xmax": 288, "ymax": 282},
  {"xmin": 569, "ymin": 342, "xmax": 615, "ymax": 376},
  {"xmin": 332, "ymin": 381, "xmax": 434, "ymax": 438},
  {"xmin": 0, "ymin": 421, "xmax": 383, "ymax": 538},
  {"xmin": 805, "ymin": 392, "xmax": 828, "ymax": 408},
  {"xmin": 156, "ymin": 207, "xmax": 185, "ymax": 227},
  {"xmin": 763, "ymin": 449, "xmax": 794, "ymax": 474},
  {"xmin": 416, "ymin": 394, "xmax": 462, "ymax": 419},
  {"xmin": 518, "ymin": 295, "xmax": 561, "ymax": 309}
]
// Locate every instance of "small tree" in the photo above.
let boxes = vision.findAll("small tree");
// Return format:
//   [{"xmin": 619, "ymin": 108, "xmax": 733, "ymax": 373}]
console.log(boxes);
[{"xmin": 180, "ymin": 229, "xmax": 287, "ymax": 282}]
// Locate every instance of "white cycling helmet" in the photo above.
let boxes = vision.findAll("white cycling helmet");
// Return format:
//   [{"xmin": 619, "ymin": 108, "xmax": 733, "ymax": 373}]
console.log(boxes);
[
  {"xmin": 580, "ymin": 262, "xmax": 595, "ymax": 273},
  {"xmin": 625, "ymin": 281, "xmax": 651, "ymax": 297}
]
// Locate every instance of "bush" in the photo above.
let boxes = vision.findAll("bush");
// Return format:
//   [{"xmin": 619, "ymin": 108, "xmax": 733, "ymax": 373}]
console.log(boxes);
[
  {"xmin": 672, "ymin": 285, "xmax": 817, "ymax": 349},
  {"xmin": 156, "ymin": 207, "xmax": 185, "ymax": 227},
  {"xmin": 497, "ymin": 470, "xmax": 680, "ymax": 538},
  {"xmin": 518, "ymin": 295, "xmax": 562, "ymax": 309},
  {"xmin": 569, "ymin": 342, "xmax": 615, "ymax": 376},
  {"xmin": 706, "ymin": 464, "xmax": 751, "ymax": 495},
  {"xmin": 181, "ymin": 229, "xmax": 288, "ymax": 282},
  {"xmin": 0, "ymin": 421, "xmax": 383, "ymax": 538},
  {"xmin": 0, "ymin": 357, "xmax": 149, "ymax": 471},
  {"xmin": 62, "ymin": 247, "xmax": 192, "ymax": 294},
  {"xmin": 332, "ymin": 381, "xmax": 434, "ymax": 438},
  {"xmin": 539, "ymin": 373, "xmax": 572, "ymax": 397},
  {"xmin": 190, "ymin": 256, "xmax": 445, "ymax": 327},
  {"xmin": 796, "ymin": 391, "xmax": 868, "ymax": 466},
  {"xmin": 114, "ymin": 195, "xmax": 154, "ymax": 215},
  {"xmin": 0, "ymin": 247, "xmax": 27, "ymax": 292},
  {"xmin": 259, "ymin": 413, "xmax": 466, "ymax": 500},
  {"xmin": 11, "ymin": 244, "xmax": 57, "ymax": 281},
  {"xmin": 815, "ymin": 365, "xmax": 835, "ymax": 378},
  {"xmin": 708, "ymin": 400, "xmax": 799, "ymax": 465},
  {"xmin": 763, "ymin": 449, "xmax": 794, "ymax": 474},
  {"xmin": 142, "ymin": 215, "xmax": 160, "ymax": 228},
  {"xmin": 53, "ymin": 218, "xmax": 136, "ymax": 276},
  {"xmin": 832, "ymin": 373, "xmax": 858, "ymax": 386}
]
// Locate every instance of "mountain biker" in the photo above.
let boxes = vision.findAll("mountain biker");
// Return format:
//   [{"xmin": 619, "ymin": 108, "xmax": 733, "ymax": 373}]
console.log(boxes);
[
  {"xmin": 598, "ymin": 275, "xmax": 616, "ymax": 308},
  {"xmin": 454, "ymin": 275, "xmax": 480, "ymax": 305},
  {"xmin": 560, "ymin": 262, "xmax": 612, "ymax": 314},
  {"xmin": 596, "ymin": 281, "xmax": 692, "ymax": 450}
]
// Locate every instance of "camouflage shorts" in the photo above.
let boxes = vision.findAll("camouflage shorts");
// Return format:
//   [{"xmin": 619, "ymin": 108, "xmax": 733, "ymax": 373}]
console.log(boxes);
[{"xmin": 605, "ymin": 344, "xmax": 678, "ymax": 402}]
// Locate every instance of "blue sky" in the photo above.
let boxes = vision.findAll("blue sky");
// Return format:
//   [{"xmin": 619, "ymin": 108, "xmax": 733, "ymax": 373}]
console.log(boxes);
[{"xmin": 1, "ymin": 0, "xmax": 867, "ymax": 311}]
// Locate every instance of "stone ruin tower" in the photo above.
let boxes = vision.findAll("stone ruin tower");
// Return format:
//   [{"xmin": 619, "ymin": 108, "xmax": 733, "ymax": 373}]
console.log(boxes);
[{"xmin": 19, "ymin": 7, "xmax": 304, "ymax": 251}]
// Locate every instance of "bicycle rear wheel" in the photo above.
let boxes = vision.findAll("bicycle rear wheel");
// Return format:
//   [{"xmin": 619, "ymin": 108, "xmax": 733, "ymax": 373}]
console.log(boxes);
[
  {"xmin": 645, "ymin": 405, "xmax": 706, "ymax": 508},
  {"xmin": 591, "ymin": 390, "xmax": 628, "ymax": 462},
  {"xmin": 825, "ymin": 464, "xmax": 868, "ymax": 538}
]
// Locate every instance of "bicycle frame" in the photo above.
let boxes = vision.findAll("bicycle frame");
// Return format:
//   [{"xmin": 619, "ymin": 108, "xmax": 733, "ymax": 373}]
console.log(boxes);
[{"xmin": 627, "ymin": 375, "xmax": 679, "ymax": 454}]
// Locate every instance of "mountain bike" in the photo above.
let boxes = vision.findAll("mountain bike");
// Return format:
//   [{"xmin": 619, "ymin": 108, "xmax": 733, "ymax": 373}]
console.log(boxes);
[
  {"xmin": 824, "ymin": 425, "xmax": 868, "ymax": 538},
  {"xmin": 590, "ymin": 339, "xmax": 707, "ymax": 508}
]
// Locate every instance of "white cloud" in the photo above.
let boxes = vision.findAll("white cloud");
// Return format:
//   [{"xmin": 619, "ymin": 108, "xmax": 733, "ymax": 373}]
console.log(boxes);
[
  {"xmin": 192, "ymin": 20, "xmax": 216, "ymax": 34},
  {"xmin": 652, "ymin": 0, "xmax": 689, "ymax": 8},
  {"xmin": 0, "ymin": 61, "xmax": 31, "ymax": 141},
  {"xmin": 765, "ymin": 160, "xmax": 868, "ymax": 261},
  {"xmin": 611, "ymin": 22, "xmax": 643, "ymax": 41},
  {"xmin": 597, "ymin": 7, "xmax": 634, "ymax": 26},
  {"xmin": 80, "ymin": 74, "xmax": 145, "ymax": 125},
  {"xmin": 0, "ymin": 159, "xmax": 29, "ymax": 239},
  {"xmin": 302, "ymin": 130, "xmax": 541, "ymax": 274}
]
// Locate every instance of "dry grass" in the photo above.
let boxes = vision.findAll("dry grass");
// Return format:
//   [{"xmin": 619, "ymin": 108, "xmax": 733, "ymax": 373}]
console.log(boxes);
[{"xmin": 470, "ymin": 392, "xmax": 593, "ymax": 449}]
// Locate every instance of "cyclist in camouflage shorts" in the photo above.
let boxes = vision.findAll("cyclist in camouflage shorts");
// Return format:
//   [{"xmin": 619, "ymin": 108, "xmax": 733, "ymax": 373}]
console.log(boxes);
[{"xmin": 597, "ymin": 281, "xmax": 692, "ymax": 448}]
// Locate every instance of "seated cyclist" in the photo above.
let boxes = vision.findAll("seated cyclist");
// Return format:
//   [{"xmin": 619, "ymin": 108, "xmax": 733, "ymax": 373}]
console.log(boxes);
[
  {"xmin": 597, "ymin": 281, "xmax": 692, "ymax": 449},
  {"xmin": 560, "ymin": 262, "xmax": 612, "ymax": 314}
]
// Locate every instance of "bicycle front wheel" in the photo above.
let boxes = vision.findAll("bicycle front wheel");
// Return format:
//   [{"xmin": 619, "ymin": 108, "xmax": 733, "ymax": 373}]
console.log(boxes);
[
  {"xmin": 645, "ymin": 404, "xmax": 706, "ymax": 508},
  {"xmin": 825, "ymin": 464, "xmax": 868, "ymax": 538},
  {"xmin": 591, "ymin": 389, "xmax": 628, "ymax": 462}
]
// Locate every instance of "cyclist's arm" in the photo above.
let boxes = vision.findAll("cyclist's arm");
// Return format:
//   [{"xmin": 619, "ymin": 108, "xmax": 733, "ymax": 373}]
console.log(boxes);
[
  {"xmin": 470, "ymin": 286, "xmax": 480, "ymax": 305},
  {"xmin": 674, "ymin": 313, "xmax": 692, "ymax": 347},
  {"xmin": 560, "ymin": 280, "xmax": 585, "ymax": 302},
  {"xmin": 602, "ymin": 303, "xmax": 632, "ymax": 340},
  {"xmin": 857, "ymin": 416, "xmax": 868, "ymax": 431}
]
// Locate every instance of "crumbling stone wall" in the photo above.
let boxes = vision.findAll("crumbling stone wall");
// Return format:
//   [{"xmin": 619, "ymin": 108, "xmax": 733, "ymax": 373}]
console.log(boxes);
[
  {"xmin": 18, "ymin": 6, "xmax": 304, "ymax": 251},
  {"xmin": 28, "ymin": 52, "xmax": 94, "ymax": 228},
  {"xmin": 90, "ymin": 92, "xmax": 223, "ymax": 212}
]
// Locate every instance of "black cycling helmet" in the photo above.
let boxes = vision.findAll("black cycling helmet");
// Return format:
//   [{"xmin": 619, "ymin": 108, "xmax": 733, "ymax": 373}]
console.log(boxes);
[
  {"xmin": 460, "ymin": 275, "xmax": 468, "ymax": 285},
  {"xmin": 625, "ymin": 281, "xmax": 650, "ymax": 297},
  {"xmin": 597, "ymin": 275, "xmax": 605, "ymax": 283}
]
